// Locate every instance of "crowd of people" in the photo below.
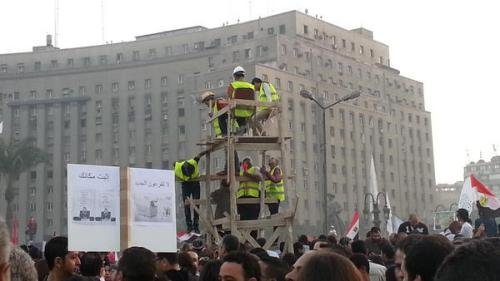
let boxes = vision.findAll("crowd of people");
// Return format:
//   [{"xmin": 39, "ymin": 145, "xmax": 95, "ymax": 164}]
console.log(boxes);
[{"xmin": 1, "ymin": 208, "xmax": 499, "ymax": 281}]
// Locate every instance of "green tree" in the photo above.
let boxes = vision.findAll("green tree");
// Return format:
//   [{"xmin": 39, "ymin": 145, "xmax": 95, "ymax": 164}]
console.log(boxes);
[{"xmin": 0, "ymin": 137, "xmax": 48, "ymax": 229}]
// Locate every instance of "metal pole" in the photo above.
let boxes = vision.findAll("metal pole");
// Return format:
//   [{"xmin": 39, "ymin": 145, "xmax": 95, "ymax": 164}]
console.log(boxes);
[{"xmin": 322, "ymin": 107, "xmax": 328, "ymax": 234}]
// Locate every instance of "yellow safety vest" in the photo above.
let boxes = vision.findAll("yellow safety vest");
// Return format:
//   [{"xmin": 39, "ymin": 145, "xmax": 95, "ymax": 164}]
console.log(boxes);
[
  {"xmin": 230, "ymin": 81, "xmax": 255, "ymax": 118},
  {"xmin": 212, "ymin": 101, "xmax": 238, "ymax": 138},
  {"xmin": 258, "ymin": 82, "xmax": 280, "ymax": 111},
  {"xmin": 265, "ymin": 166, "xmax": 285, "ymax": 201},
  {"xmin": 174, "ymin": 159, "xmax": 200, "ymax": 181},
  {"xmin": 237, "ymin": 166, "xmax": 260, "ymax": 198}
]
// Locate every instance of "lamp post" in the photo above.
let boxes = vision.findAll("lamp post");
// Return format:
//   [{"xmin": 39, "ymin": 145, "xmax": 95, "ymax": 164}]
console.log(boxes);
[
  {"xmin": 363, "ymin": 192, "xmax": 391, "ymax": 229},
  {"xmin": 299, "ymin": 89, "xmax": 361, "ymax": 234}
]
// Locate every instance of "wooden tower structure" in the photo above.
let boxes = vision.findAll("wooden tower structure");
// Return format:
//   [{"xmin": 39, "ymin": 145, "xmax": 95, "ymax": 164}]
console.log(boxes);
[{"xmin": 189, "ymin": 97, "xmax": 297, "ymax": 252}]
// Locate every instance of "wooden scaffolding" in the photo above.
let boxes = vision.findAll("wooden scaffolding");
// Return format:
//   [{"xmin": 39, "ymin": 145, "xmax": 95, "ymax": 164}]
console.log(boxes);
[{"xmin": 189, "ymin": 98, "xmax": 297, "ymax": 252}]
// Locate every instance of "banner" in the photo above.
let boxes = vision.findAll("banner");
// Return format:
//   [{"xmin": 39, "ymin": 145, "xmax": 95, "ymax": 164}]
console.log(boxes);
[
  {"xmin": 67, "ymin": 164, "xmax": 120, "ymax": 251},
  {"xmin": 129, "ymin": 168, "xmax": 176, "ymax": 252}
]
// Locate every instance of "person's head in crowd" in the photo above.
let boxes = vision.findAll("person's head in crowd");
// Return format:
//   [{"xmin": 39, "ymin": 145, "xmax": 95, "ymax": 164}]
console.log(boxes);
[
  {"xmin": 317, "ymin": 234, "xmax": 327, "ymax": 241},
  {"xmin": 259, "ymin": 256, "xmax": 289, "ymax": 281},
  {"xmin": 386, "ymin": 265, "xmax": 404, "ymax": 281},
  {"xmin": 156, "ymin": 252, "xmax": 179, "ymax": 272},
  {"xmin": 326, "ymin": 235, "xmax": 337, "ymax": 245},
  {"xmin": 297, "ymin": 252, "xmax": 363, "ymax": 281},
  {"xmin": 409, "ymin": 214, "xmax": 419, "ymax": 227},
  {"xmin": 114, "ymin": 247, "xmax": 155, "ymax": 281},
  {"xmin": 178, "ymin": 251, "xmax": 199, "ymax": 275},
  {"xmin": 104, "ymin": 265, "xmax": 117, "ymax": 281},
  {"xmin": 350, "ymin": 254, "xmax": 370, "ymax": 281},
  {"xmin": 455, "ymin": 208, "xmax": 471, "ymax": 224},
  {"xmin": 402, "ymin": 235, "xmax": 453, "ymax": 281},
  {"xmin": 192, "ymin": 239, "xmax": 204, "ymax": 253},
  {"xmin": 9, "ymin": 246, "xmax": 37, "ymax": 281},
  {"xmin": 330, "ymin": 244, "xmax": 352, "ymax": 257},
  {"xmin": 366, "ymin": 231, "xmax": 371, "ymax": 239},
  {"xmin": 220, "ymin": 235, "xmax": 240, "ymax": 258},
  {"xmin": 435, "ymin": 238, "xmax": 500, "ymax": 281},
  {"xmin": 292, "ymin": 242, "xmax": 304, "ymax": 258},
  {"xmin": 350, "ymin": 240, "xmax": 367, "ymax": 256},
  {"xmin": 256, "ymin": 238, "xmax": 266, "ymax": 248},
  {"xmin": 249, "ymin": 248, "xmax": 268, "ymax": 260},
  {"xmin": 313, "ymin": 241, "xmax": 331, "ymax": 251},
  {"xmin": 180, "ymin": 242, "xmax": 194, "ymax": 253},
  {"xmin": 284, "ymin": 250, "xmax": 318, "ymax": 281},
  {"xmin": 447, "ymin": 221, "xmax": 461, "ymax": 235},
  {"xmin": 0, "ymin": 217, "xmax": 10, "ymax": 281},
  {"xmin": 79, "ymin": 252, "xmax": 103, "ymax": 278},
  {"xmin": 297, "ymin": 235, "xmax": 308, "ymax": 246},
  {"xmin": 338, "ymin": 237, "xmax": 351, "ymax": 247},
  {"xmin": 27, "ymin": 246, "xmax": 42, "ymax": 261},
  {"xmin": 220, "ymin": 252, "xmax": 261, "ymax": 281},
  {"xmin": 394, "ymin": 235, "xmax": 423, "ymax": 266},
  {"xmin": 381, "ymin": 243, "xmax": 396, "ymax": 265},
  {"xmin": 44, "ymin": 236, "xmax": 80, "ymax": 281},
  {"xmin": 370, "ymin": 227, "xmax": 382, "ymax": 242},
  {"xmin": 199, "ymin": 259, "xmax": 222, "ymax": 281},
  {"xmin": 280, "ymin": 253, "xmax": 296, "ymax": 269}
]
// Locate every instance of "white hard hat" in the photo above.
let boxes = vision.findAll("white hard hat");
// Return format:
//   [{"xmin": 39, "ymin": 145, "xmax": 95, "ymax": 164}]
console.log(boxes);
[
  {"xmin": 200, "ymin": 91, "xmax": 215, "ymax": 102},
  {"xmin": 233, "ymin": 66, "xmax": 246, "ymax": 75}
]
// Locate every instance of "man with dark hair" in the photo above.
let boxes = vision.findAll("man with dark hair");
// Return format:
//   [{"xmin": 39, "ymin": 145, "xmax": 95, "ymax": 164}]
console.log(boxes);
[
  {"xmin": 435, "ymin": 238, "xmax": 500, "ymax": 281},
  {"xmin": 79, "ymin": 252, "xmax": 102, "ymax": 279},
  {"xmin": 365, "ymin": 227, "xmax": 387, "ymax": 256},
  {"xmin": 220, "ymin": 252, "xmax": 261, "ymax": 281},
  {"xmin": 350, "ymin": 240, "xmax": 386, "ymax": 281},
  {"xmin": 44, "ymin": 236, "xmax": 80, "ymax": 281},
  {"xmin": 381, "ymin": 243, "xmax": 396, "ymax": 268},
  {"xmin": 156, "ymin": 252, "xmax": 188, "ymax": 281},
  {"xmin": 113, "ymin": 247, "xmax": 155, "ymax": 281},
  {"xmin": 350, "ymin": 254, "xmax": 370, "ymax": 281},
  {"xmin": 259, "ymin": 256, "xmax": 288, "ymax": 281},
  {"xmin": 219, "ymin": 235, "xmax": 240, "ymax": 258},
  {"xmin": 402, "ymin": 235, "xmax": 453, "ymax": 281}
]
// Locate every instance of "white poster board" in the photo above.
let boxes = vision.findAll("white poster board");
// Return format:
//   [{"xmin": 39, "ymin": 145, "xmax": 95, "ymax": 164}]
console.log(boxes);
[
  {"xmin": 129, "ymin": 168, "xmax": 176, "ymax": 252},
  {"xmin": 67, "ymin": 164, "xmax": 120, "ymax": 251}
]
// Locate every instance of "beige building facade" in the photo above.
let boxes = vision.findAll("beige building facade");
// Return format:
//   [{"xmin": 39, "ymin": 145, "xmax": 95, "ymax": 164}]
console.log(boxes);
[{"xmin": 0, "ymin": 11, "xmax": 435, "ymax": 241}]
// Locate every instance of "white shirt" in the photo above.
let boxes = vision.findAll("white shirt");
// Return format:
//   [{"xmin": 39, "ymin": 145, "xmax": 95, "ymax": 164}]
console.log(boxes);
[
  {"xmin": 369, "ymin": 261, "xmax": 387, "ymax": 281},
  {"xmin": 459, "ymin": 222, "xmax": 473, "ymax": 238}
]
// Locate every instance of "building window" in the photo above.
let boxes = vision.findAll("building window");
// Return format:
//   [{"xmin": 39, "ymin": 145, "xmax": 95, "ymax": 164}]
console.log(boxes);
[
  {"xmin": 34, "ymin": 61, "xmax": 41, "ymax": 71},
  {"xmin": 99, "ymin": 55, "xmax": 107, "ymax": 65},
  {"xmin": 287, "ymin": 81, "xmax": 293, "ymax": 91},
  {"xmin": 95, "ymin": 84, "xmax": 103, "ymax": 95},
  {"xmin": 112, "ymin": 82, "xmax": 119, "ymax": 92},
  {"xmin": 279, "ymin": 24, "xmax": 286, "ymax": 34},
  {"xmin": 79, "ymin": 86, "xmax": 86, "ymax": 96},
  {"xmin": 0, "ymin": 64, "xmax": 7, "ymax": 73},
  {"xmin": 351, "ymin": 42, "xmax": 355, "ymax": 52},
  {"xmin": 83, "ymin": 57, "xmax": 91, "ymax": 66},
  {"xmin": 178, "ymin": 74, "xmax": 184, "ymax": 85},
  {"xmin": 303, "ymin": 25, "xmax": 309, "ymax": 34},
  {"xmin": 148, "ymin": 48, "xmax": 156, "ymax": 58},
  {"xmin": 274, "ymin": 78, "xmax": 281, "ymax": 89},
  {"xmin": 161, "ymin": 76, "xmax": 168, "ymax": 87},
  {"xmin": 133, "ymin": 51, "xmax": 140, "ymax": 61},
  {"xmin": 244, "ymin": 48, "xmax": 252, "ymax": 59},
  {"xmin": 128, "ymin": 81, "xmax": 135, "ymax": 90},
  {"xmin": 144, "ymin": 79, "xmax": 151, "ymax": 89},
  {"xmin": 280, "ymin": 44, "xmax": 287, "ymax": 55},
  {"xmin": 17, "ymin": 63, "xmax": 25, "ymax": 73},
  {"xmin": 370, "ymin": 49, "xmax": 374, "ymax": 58},
  {"xmin": 179, "ymin": 125, "xmax": 186, "ymax": 136},
  {"xmin": 178, "ymin": 108, "xmax": 185, "ymax": 117},
  {"xmin": 116, "ymin": 53, "xmax": 123, "ymax": 64},
  {"xmin": 165, "ymin": 46, "xmax": 172, "ymax": 56},
  {"xmin": 267, "ymin": 27, "xmax": 274, "ymax": 35}
]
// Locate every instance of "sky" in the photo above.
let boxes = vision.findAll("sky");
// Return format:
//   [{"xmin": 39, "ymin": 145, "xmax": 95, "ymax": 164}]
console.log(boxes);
[{"xmin": 0, "ymin": 0, "xmax": 499, "ymax": 184}]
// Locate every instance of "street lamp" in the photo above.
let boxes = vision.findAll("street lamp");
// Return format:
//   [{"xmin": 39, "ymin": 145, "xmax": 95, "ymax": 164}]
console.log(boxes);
[
  {"xmin": 363, "ymin": 192, "xmax": 391, "ymax": 229},
  {"xmin": 299, "ymin": 89, "xmax": 362, "ymax": 234}
]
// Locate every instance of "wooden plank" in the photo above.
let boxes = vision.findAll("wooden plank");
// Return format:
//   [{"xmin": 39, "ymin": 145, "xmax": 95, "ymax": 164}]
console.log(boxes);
[
  {"xmin": 119, "ymin": 167, "xmax": 130, "ymax": 251},
  {"xmin": 188, "ymin": 197, "xmax": 220, "ymax": 241},
  {"xmin": 206, "ymin": 106, "xmax": 230, "ymax": 123},
  {"xmin": 237, "ymin": 198, "xmax": 278, "ymax": 204},
  {"xmin": 241, "ymin": 230, "xmax": 261, "ymax": 248},
  {"xmin": 236, "ymin": 218, "xmax": 287, "ymax": 229},
  {"xmin": 235, "ymin": 143, "xmax": 282, "ymax": 151},
  {"xmin": 229, "ymin": 99, "xmax": 281, "ymax": 109},
  {"xmin": 263, "ymin": 227, "xmax": 283, "ymax": 250}
]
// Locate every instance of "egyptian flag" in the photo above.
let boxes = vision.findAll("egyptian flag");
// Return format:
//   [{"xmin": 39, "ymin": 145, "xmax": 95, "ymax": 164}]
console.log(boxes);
[
  {"xmin": 458, "ymin": 174, "xmax": 500, "ymax": 212},
  {"xmin": 345, "ymin": 211, "xmax": 360, "ymax": 239}
]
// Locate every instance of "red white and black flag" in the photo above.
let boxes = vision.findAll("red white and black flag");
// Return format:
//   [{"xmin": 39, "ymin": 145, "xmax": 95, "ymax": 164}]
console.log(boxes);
[{"xmin": 345, "ymin": 211, "xmax": 360, "ymax": 239}]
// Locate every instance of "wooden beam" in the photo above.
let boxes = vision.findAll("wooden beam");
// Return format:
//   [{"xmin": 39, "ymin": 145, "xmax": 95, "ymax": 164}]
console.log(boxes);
[
  {"xmin": 241, "ymin": 230, "xmax": 261, "ymax": 248},
  {"xmin": 263, "ymin": 227, "xmax": 283, "ymax": 250},
  {"xmin": 236, "ymin": 218, "xmax": 287, "ymax": 229},
  {"xmin": 119, "ymin": 167, "xmax": 130, "ymax": 251},
  {"xmin": 188, "ymin": 197, "xmax": 221, "ymax": 242},
  {"xmin": 235, "ymin": 143, "xmax": 282, "ymax": 151}
]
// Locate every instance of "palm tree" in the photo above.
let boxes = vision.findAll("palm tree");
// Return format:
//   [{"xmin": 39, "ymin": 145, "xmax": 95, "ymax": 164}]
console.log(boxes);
[{"xmin": 0, "ymin": 137, "xmax": 48, "ymax": 230}]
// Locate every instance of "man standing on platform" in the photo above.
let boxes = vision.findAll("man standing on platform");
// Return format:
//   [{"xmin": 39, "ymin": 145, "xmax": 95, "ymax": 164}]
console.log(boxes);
[
  {"xmin": 174, "ymin": 152, "xmax": 205, "ymax": 233},
  {"xmin": 226, "ymin": 66, "xmax": 255, "ymax": 132},
  {"xmin": 261, "ymin": 157, "xmax": 284, "ymax": 215},
  {"xmin": 251, "ymin": 77, "xmax": 280, "ymax": 136},
  {"xmin": 237, "ymin": 157, "xmax": 263, "ymax": 238}
]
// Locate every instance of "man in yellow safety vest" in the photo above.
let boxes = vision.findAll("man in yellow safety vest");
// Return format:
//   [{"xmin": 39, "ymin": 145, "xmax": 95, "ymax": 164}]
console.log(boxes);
[
  {"xmin": 261, "ymin": 157, "xmax": 285, "ymax": 215},
  {"xmin": 251, "ymin": 77, "xmax": 280, "ymax": 135},
  {"xmin": 174, "ymin": 153, "xmax": 204, "ymax": 233},
  {"xmin": 237, "ymin": 157, "xmax": 263, "ymax": 226},
  {"xmin": 226, "ymin": 66, "xmax": 255, "ymax": 133}
]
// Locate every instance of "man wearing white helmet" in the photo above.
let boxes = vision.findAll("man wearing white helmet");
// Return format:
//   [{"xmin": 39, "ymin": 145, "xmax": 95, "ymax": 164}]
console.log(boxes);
[{"xmin": 226, "ymin": 66, "xmax": 255, "ymax": 133}]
